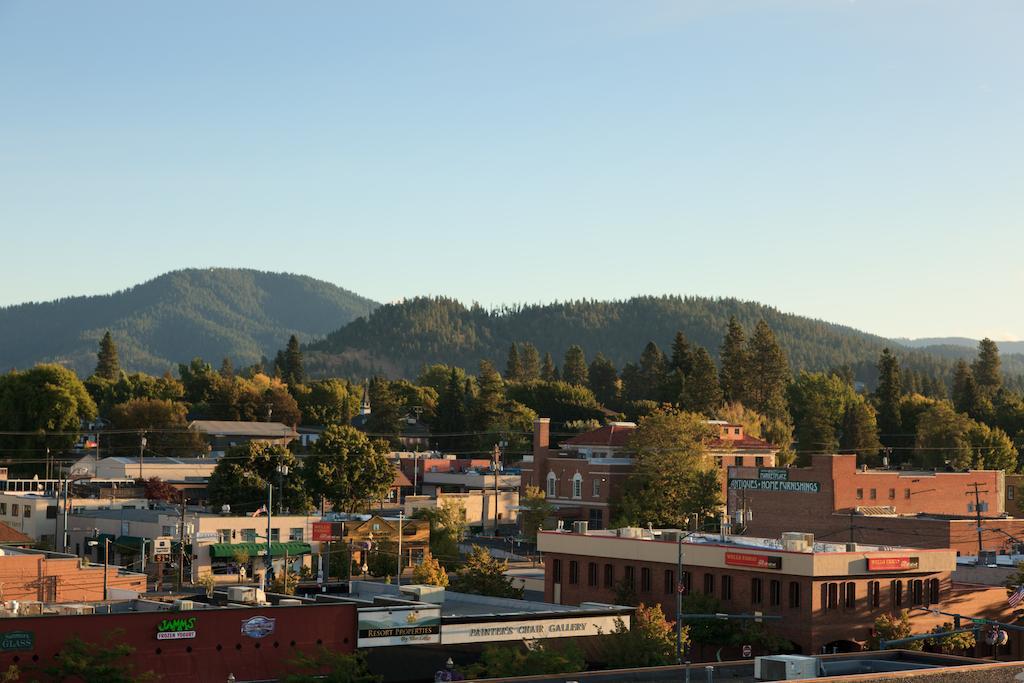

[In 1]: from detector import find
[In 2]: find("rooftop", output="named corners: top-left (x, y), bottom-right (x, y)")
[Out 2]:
top-left (188, 420), bottom-right (298, 438)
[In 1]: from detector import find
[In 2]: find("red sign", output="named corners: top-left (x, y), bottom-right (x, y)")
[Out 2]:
top-left (724, 552), bottom-right (782, 570)
top-left (312, 522), bottom-right (344, 542)
top-left (867, 556), bottom-right (919, 571)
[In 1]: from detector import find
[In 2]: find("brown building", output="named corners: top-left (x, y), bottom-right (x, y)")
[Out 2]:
top-left (537, 527), bottom-right (1013, 657)
top-left (729, 455), bottom-right (1023, 556)
top-left (0, 548), bottom-right (146, 602)
top-left (522, 418), bottom-right (777, 530)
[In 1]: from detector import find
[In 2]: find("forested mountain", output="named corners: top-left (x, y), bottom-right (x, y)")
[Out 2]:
top-left (899, 337), bottom-right (1024, 356)
top-left (0, 269), bottom-right (377, 375)
top-left (306, 295), bottom-right (1015, 390)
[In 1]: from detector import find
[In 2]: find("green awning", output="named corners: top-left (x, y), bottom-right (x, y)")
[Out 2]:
top-left (209, 542), bottom-right (311, 559)
top-left (114, 536), bottom-right (145, 553)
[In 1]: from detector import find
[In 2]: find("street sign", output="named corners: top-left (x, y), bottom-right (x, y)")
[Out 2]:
top-left (742, 644), bottom-right (752, 658)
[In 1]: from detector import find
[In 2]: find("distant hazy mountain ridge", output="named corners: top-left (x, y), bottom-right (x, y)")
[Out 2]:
top-left (0, 269), bottom-right (377, 375)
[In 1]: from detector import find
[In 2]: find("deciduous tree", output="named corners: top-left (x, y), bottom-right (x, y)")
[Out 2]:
top-left (306, 425), bottom-right (395, 512)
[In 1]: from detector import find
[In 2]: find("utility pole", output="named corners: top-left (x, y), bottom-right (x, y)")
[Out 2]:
top-left (138, 431), bottom-right (146, 480)
top-left (396, 510), bottom-right (403, 588)
top-left (675, 530), bottom-right (685, 664)
top-left (266, 483), bottom-right (274, 583)
top-left (176, 491), bottom-right (186, 590)
top-left (969, 482), bottom-right (989, 562)
top-left (492, 443), bottom-right (502, 536)
top-left (62, 475), bottom-right (70, 554)
top-left (849, 509), bottom-right (855, 544)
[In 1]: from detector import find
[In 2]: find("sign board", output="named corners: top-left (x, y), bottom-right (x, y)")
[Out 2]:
top-left (867, 557), bottom-right (919, 572)
top-left (440, 614), bottom-right (628, 645)
top-left (312, 522), bottom-right (344, 542)
top-left (358, 607), bottom-right (441, 647)
top-left (758, 469), bottom-right (790, 481)
top-left (725, 552), bottom-right (783, 570)
top-left (0, 631), bottom-right (33, 652)
top-left (241, 616), bottom-right (275, 639)
top-left (195, 531), bottom-right (220, 542)
top-left (742, 644), bottom-right (752, 658)
top-left (729, 479), bottom-right (820, 493)
top-left (156, 617), bottom-right (196, 640)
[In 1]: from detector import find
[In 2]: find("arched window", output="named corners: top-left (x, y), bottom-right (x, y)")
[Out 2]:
top-left (546, 472), bottom-right (557, 498)
top-left (572, 473), bottom-right (583, 499)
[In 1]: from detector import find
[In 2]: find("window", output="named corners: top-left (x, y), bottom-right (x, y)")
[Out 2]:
top-left (869, 488), bottom-right (877, 500)
top-left (1010, 486), bottom-right (1016, 501)
top-left (788, 581), bottom-right (800, 608)
top-left (547, 472), bottom-right (557, 498)
top-left (755, 456), bottom-right (764, 467)
top-left (162, 525), bottom-right (175, 536)
top-left (929, 578), bottom-right (940, 604)
top-left (242, 528), bottom-right (257, 543)
top-left (217, 529), bottom-right (232, 543)
top-left (0, 503), bottom-right (9, 516)
top-left (722, 575), bottom-right (732, 600)
top-left (704, 573), bottom-right (715, 595)
top-left (46, 505), bottom-right (57, 519)
top-left (604, 564), bottom-right (614, 588)
top-left (372, 523), bottom-right (381, 531)
top-left (569, 561), bottom-right (579, 585)
top-left (892, 580), bottom-right (903, 607)
top-left (553, 559), bottom-right (562, 582)
top-left (289, 527), bottom-right (303, 541)
top-left (624, 566), bottom-right (635, 589)
top-left (826, 582), bottom-right (839, 609)
top-left (587, 562), bottom-right (598, 587)
top-left (888, 488), bottom-right (896, 499)
top-left (856, 489), bottom-right (863, 500)
top-left (770, 580), bottom-right (781, 607)
top-left (868, 581), bottom-right (880, 607)
top-left (845, 582), bottom-right (856, 608)
top-left (664, 569), bottom-right (675, 594)
top-left (735, 456), bottom-right (745, 467)
top-left (270, 528), bottom-right (280, 542)
top-left (593, 479), bottom-right (601, 497)
top-left (911, 579), bottom-right (924, 605)
top-left (641, 567), bottom-right (651, 592)
top-left (751, 578), bottom-right (763, 605)
top-left (682, 571), bottom-right (691, 594)
top-left (904, 488), bottom-right (911, 499)
top-left (572, 474), bottom-right (582, 499)
top-left (22, 505), bottom-right (30, 519)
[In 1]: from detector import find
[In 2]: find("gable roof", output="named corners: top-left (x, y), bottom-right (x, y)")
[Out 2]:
top-left (392, 467), bottom-right (413, 488)
top-left (562, 422), bottom-right (636, 448)
top-left (189, 421), bottom-right (298, 438)
top-left (0, 522), bottom-right (34, 545)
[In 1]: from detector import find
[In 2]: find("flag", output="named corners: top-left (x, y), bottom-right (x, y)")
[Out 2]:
top-left (1008, 585), bottom-right (1024, 608)
top-left (85, 438), bottom-right (98, 448)
top-left (250, 505), bottom-right (267, 518)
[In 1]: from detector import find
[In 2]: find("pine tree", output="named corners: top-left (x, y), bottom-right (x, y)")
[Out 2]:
top-left (839, 400), bottom-right (881, 464)
top-left (282, 335), bottom-right (305, 385)
top-left (636, 342), bottom-right (667, 400)
top-left (588, 353), bottom-right (619, 407)
top-left (719, 317), bottom-right (748, 403)
top-left (972, 338), bottom-right (1002, 395)
top-left (681, 347), bottom-right (723, 417)
top-left (875, 348), bottom-right (902, 447)
top-left (952, 360), bottom-right (979, 415)
top-left (744, 320), bottom-right (789, 417)
top-left (470, 361), bottom-right (505, 444)
top-left (435, 368), bottom-right (468, 451)
top-left (563, 345), bottom-right (588, 386)
top-left (541, 353), bottom-right (558, 382)
top-left (669, 331), bottom-right (693, 375)
top-left (519, 342), bottom-right (541, 381)
top-left (219, 357), bottom-right (235, 379)
top-left (505, 344), bottom-right (523, 381)
top-left (95, 331), bottom-right (120, 381)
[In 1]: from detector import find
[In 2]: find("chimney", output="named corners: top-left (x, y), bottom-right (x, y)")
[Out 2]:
top-left (533, 418), bottom-right (550, 452)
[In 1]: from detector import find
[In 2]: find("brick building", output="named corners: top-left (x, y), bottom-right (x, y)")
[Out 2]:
top-left (537, 526), bottom-right (1013, 656)
top-left (0, 548), bottom-right (146, 602)
top-left (729, 456), bottom-right (1024, 556)
top-left (521, 418), bottom-right (776, 530)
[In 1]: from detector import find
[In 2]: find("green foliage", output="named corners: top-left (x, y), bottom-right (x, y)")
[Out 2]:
top-left (43, 629), bottom-right (157, 682)
top-left (450, 545), bottom-right (523, 598)
top-left (307, 425), bottom-right (395, 513)
top-left (744, 320), bottom-right (790, 418)
top-left (506, 380), bottom-right (605, 425)
top-left (973, 338), bottom-right (1002, 395)
top-left (601, 604), bottom-right (680, 669)
top-left (787, 372), bottom-right (880, 464)
top-left (915, 401), bottom-right (1017, 471)
top-left (0, 268), bottom-right (376, 376)
top-left (0, 364), bottom-right (97, 472)
top-left (411, 554), bottom-right (449, 587)
top-left (519, 485), bottom-right (554, 541)
top-left (283, 647), bottom-right (382, 683)
top-left (875, 348), bottom-right (903, 445)
top-left (540, 352), bottom-right (558, 381)
top-left (417, 499), bottom-right (468, 563)
top-left (682, 593), bottom-right (792, 652)
top-left (276, 335), bottom-right (306, 386)
top-left (464, 640), bottom-right (584, 679)
top-left (208, 442), bottom-right (312, 514)
top-left (927, 622), bottom-right (976, 652)
top-left (716, 401), bottom-right (794, 462)
top-left (681, 347), bottom-right (723, 416)
top-left (107, 398), bottom-right (207, 457)
top-left (95, 331), bottom-right (121, 381)
top-left (867, 610), bottom-right (922, 650)
top-left (562, 345), bottom-right (589, 386)
top-left (616, 409), bottom-right (717, 528)
top-left (366, 541), bottom-right (399, 578)
top-left (295, 378), bottom-right (359, 426)
top-left (505, 344), bottom-right (523, 381)
top-left (588, 353), bottom-right (619, 407)
top-left (719, 316), bottom-right (748, 403)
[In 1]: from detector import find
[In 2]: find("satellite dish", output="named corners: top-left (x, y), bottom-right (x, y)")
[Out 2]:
top-left (222, 504), bottom-right (231, 514)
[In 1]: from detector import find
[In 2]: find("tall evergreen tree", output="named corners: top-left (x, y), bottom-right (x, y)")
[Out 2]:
top-left (281, 335), bottom-right (305, 386)
top-left (519, 342), bottom-right (541, 381)
top-left (635, 342), bottom-right (667, 401)
top-left (562, 345), bottom-right (589, 386)
top-left (219, 357), bottom-right (235, 379)
top-left (839, 400), bottom-right (882, 463)
top-left (588, 353), bottom-right (619, 407)
top-left (681, 347), bottom-right (722, 417)
top-left (669, 331), bottom-right (693, 376)
top-left (435, 368), bottom-right (468, 451)
top-left (95, 331), bottom-right (121, 381)
top-left (719, 317), bottom-right (748, 403)
top-left (366, 377), bottom-right (404, 438)
top-left (505, 344), bottom-right (523, 381)
top-left (744, 320), bottom-right (789, 417)
top-left (540, 353), bottom-right (558, 382)
top-left (972, 338), bottom-right (1002, 395)
top-left (952, 360), bottom-right (981, 416)
top-left (471, 361), bottom-right (505, 441)
top-left (875, 348), bottom-right (902, 446)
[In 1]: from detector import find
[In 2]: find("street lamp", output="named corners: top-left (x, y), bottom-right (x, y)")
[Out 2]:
top-left (87, 537), bottom-right (112, 601)
top-left (276, 464), bottom-right (290, 515)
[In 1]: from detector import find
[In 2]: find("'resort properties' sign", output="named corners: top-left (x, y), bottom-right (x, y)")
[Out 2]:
top-left (725, 552), bottom-right (783, 570)
top-left (867, 556), bottom-right (920, 571)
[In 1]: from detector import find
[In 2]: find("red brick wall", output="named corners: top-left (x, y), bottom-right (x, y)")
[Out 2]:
top-left (0, 555), bottom-right (144, 602)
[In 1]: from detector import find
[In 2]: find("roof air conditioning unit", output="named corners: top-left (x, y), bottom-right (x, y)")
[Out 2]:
top-left (573, 521), bottom-right (589, 534)
top-left (399, 584), bottom-right (445, 604)
top-left (173, 600), bottom-right (194, 611)
top-left (227, 586), bottom-right (258, 604)
top-left (755, 655), bottom-right (821, 680)
top-left (278, 598), bottom-right (302, 606)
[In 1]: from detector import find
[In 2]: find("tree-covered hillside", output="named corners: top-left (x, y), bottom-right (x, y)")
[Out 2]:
top-left (0, 269), bottom-right (377, 375)
top-left (307, 295), bottom-right (1001, 389)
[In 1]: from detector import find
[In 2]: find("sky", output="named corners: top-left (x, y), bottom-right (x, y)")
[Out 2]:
top-left (1, 1), bottom-right (1021, 339)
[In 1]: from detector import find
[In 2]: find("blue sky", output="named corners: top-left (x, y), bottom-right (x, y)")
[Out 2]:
top-left (1, 1), bottom-right (1021, 339)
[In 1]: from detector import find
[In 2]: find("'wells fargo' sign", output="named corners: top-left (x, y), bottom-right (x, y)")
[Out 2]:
top-left (724, 552), bottom-right (782, 570)
top-left (867, 556), bottom-right (919, 571)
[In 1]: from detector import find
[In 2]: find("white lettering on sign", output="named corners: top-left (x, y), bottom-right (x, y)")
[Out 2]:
top-left (441, 615), bottom-right (626, 644)
top-left (729, 479), bottom-right (820, 493)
